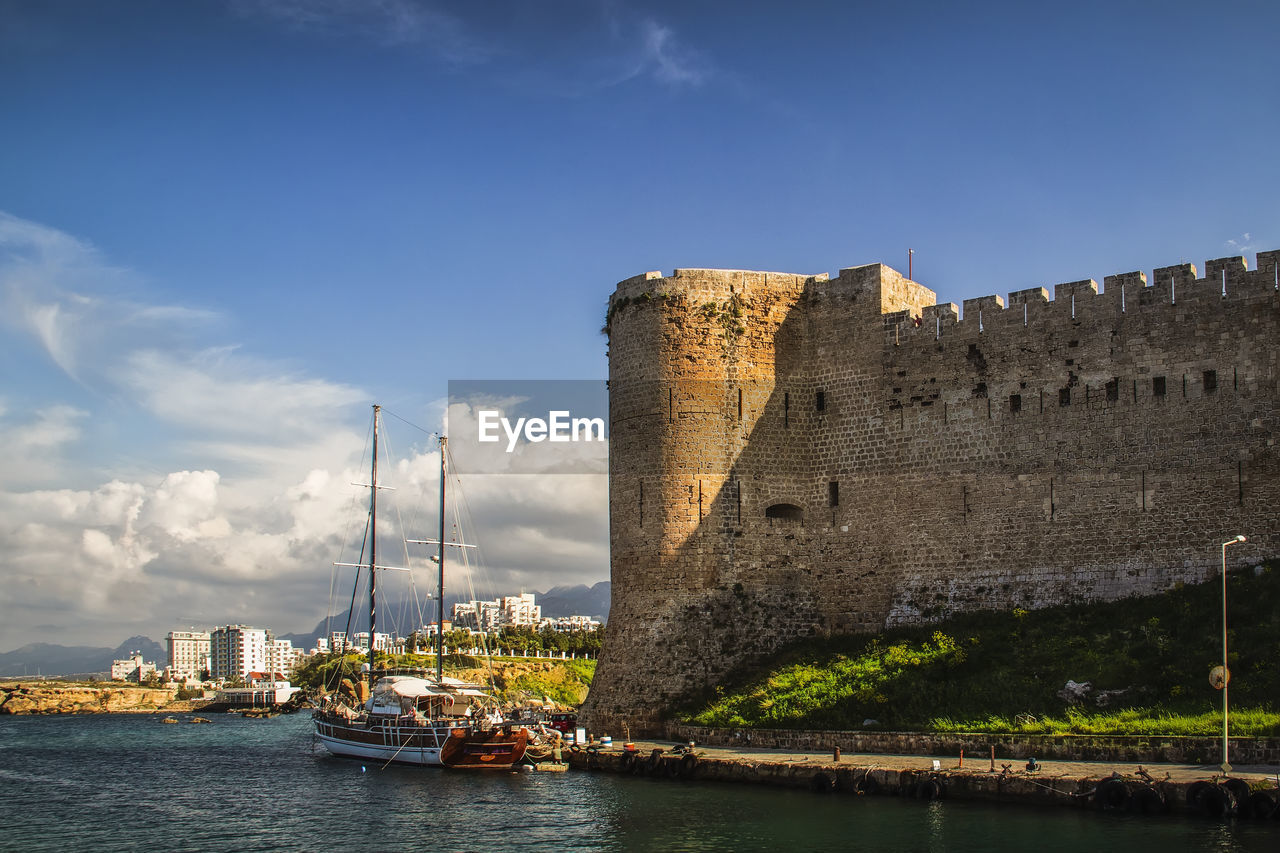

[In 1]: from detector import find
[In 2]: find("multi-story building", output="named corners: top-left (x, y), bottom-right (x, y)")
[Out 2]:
top-left (501, 593), bottom-right (541, 627)
top-left (452, 599), bottom-right (501, 632)
top-left (350, 631), bottom-right (394, 652)
top-left (166, 630), bottom-right (211, 681)
top-left (111, 652), bottom-right (157, 682)
top-left (264, 634), bottom-right (298, 678)
top-left (541, 615), bottom-right (601, 632)
top-left (452, 593), bottom-right (601, 633)
top-left (209, 625), bottom-right (267, 680)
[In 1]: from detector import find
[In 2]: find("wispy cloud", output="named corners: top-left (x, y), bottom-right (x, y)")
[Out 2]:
top-left (231, 0), bottom-right (710, 94)
top-left (1227, 232), bottom-right (1257, 254)
top-left (230, 0), bottom-right (493, 64)
top-left (551, 11), bottom-right (712, 94)
top-left (1, 213), bottom-right (219, 385)
top-left (638, 18), bottom-right (707, 87)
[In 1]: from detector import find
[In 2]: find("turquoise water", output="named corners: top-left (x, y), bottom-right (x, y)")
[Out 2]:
top-left (0, 712), bottom-right (1274, 851)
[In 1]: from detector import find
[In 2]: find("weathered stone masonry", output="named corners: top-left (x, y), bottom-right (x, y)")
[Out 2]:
top-left (580, 251), bottom-right (1280, 736)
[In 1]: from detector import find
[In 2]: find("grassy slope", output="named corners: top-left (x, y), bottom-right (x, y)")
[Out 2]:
top-left (682, 563), bottom-right (1280, 736)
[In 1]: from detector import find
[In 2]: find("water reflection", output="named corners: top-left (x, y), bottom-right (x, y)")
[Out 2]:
top-left (0, 714), bottom-right (1275, 853)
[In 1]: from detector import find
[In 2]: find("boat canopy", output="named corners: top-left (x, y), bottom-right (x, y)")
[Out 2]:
top-left (373, 676), bottom-right (450, 699)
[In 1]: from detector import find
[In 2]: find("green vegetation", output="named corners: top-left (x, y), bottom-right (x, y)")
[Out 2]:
top-left (499, 659), bottom-right (597, 707)
top-left (292, 626), bottom-right (602, 694)
top-left (290, 650), bottom-right (596, 708)
top-left (488, 625), bottom-right (602, 656)
top-left (683, 563), bottom-right (1280, 737)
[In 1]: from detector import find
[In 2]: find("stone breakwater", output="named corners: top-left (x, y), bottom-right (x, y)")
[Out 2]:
top-left (0, 682), bottom-right (178, 714)
top-left (566, 742), bottom-right (1280, 820)
top-left (669, 724), bottom-right (1280, 767)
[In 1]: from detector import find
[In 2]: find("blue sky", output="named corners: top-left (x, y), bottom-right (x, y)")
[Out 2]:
top-left (1, 0), bottom-right (1277, 653)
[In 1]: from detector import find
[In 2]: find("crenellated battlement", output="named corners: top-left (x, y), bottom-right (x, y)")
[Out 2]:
top-left (883, 250), bottom-right (1279, 352)
top-left (612, 251), bottom-right (1279, 346)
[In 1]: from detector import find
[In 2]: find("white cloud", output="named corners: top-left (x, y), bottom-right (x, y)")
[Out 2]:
top-left (0, 405), bottom-right (89, 487)
top-left (119, 347), bottom-right (364, 441)
top-left (0, 211), bottom-right (608, 653)
top-left (0, 404), bottom-right (86, 452)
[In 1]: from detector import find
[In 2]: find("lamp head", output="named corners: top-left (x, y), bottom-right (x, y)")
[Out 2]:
top-left (1234, 535), bottom-right (1247, 543)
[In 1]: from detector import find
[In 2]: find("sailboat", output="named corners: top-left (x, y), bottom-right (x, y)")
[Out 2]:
top-left (311, 405), bottom-right (529, 768)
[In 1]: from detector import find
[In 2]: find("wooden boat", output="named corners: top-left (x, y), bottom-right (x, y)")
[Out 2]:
top-left (311, 406), bottom-right (528, 769)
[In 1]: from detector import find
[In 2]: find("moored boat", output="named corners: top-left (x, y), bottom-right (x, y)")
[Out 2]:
top-left (311, 406), bottom-right (529, 769)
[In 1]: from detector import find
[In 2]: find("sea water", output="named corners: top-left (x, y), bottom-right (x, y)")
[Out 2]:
top-left (0, 713), bottom-right (1273, 852)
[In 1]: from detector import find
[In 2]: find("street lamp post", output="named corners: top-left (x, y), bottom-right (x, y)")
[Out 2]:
top-left (1219, 534), bottom-right (1247, 774)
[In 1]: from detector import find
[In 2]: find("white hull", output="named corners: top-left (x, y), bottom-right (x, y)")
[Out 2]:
top-left (315, 730), bottom-right (444, 766)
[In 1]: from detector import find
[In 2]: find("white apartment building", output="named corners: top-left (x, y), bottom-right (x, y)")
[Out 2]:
top-left (452, 599), bottom-right (501, 632)
top-left (541, 615), bottom-right (601, 631)
top-left (209, 625), bottom-right (267, 680)
top-left (449, 592), bottom-right (607, 633)
top-left (111, 652), bottom-right (157, 682)
top-left (264, 635), bottom-right (298, 678)
top-left (166, 630), bottom-right (211, 681)
top-left (350, 631), bottom-right (394, 652)
top-left (501, 593), bottom-right (541, 627)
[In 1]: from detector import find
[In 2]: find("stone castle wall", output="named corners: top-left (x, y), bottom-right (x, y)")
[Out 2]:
top-left (581, 252), bottom-right (1280, 735)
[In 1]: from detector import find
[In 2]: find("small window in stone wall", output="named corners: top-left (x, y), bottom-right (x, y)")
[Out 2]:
top-left (828, 481), bottom-right (839, 507)
top-left (816, 390), bottom-right (826, 412)
top-left (1009, 393), bottom-right (1022, 413)
top-left (765, 503), bottom-right (804, 521)
top-left (1105, 378), bottom-right (1119, 402)
top-left (1203, 370), bottom-right (1217, 394)
top-left (1059, 387), bottom-right (1071, 407)
top-left (1153, 376), bottom-right (1166, 397)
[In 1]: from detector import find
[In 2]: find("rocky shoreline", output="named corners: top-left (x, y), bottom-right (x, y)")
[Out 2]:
top-left (0, 681), bottom-right (180, 714)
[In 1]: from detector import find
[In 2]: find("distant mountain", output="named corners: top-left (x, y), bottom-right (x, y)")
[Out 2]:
top-left (112, 636), bottom-right (166, 666)
top-left (537, 582), bottom-right (610, 621)
top-left (0, 635), bottom-right (165, 677)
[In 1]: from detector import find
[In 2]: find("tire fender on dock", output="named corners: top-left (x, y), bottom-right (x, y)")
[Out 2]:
top-left (1093, 778), bottom-right (1130, 810)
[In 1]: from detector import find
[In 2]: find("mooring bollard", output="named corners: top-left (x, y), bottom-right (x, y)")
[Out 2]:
top-left (833, 746), bottom-right (841, 761)
top-left (959, 748), bottom-right (964, 768)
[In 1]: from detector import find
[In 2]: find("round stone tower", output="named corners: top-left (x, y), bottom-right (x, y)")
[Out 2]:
top-left (580, 268), bottom-right (820, 735)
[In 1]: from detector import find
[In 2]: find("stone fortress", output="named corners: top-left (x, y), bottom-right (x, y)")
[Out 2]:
top-left (579, 249), bottom-right (1280, 735)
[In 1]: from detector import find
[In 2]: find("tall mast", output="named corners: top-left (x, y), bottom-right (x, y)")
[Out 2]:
top-left (368, 404), bottom-right (379, 689)
top-left (436, 435), bottom-right (447, 682)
